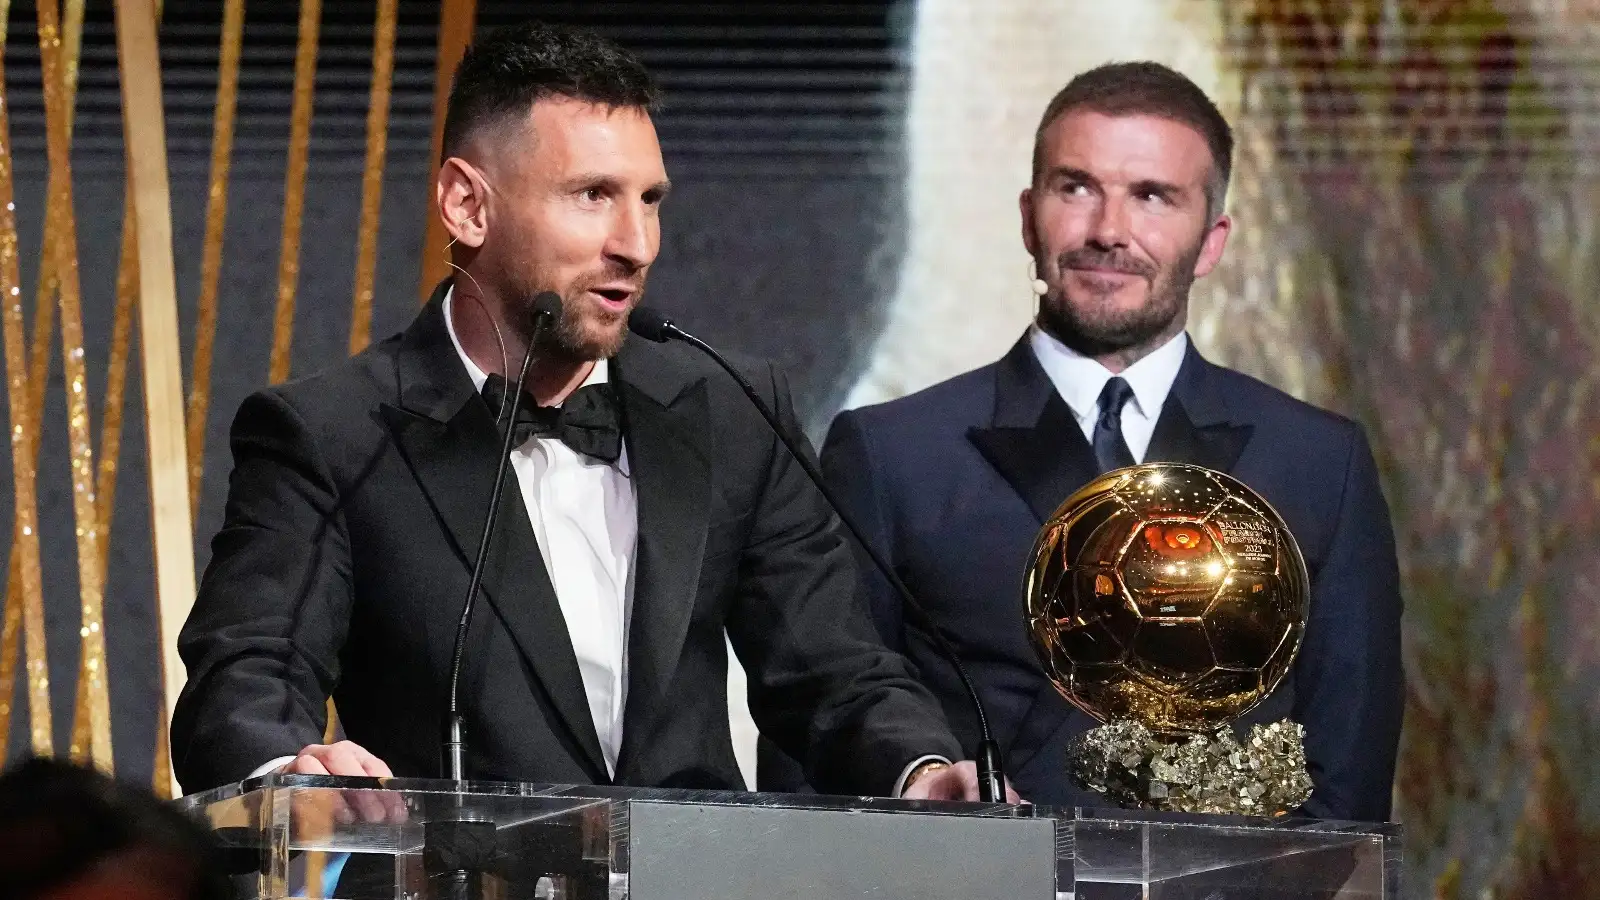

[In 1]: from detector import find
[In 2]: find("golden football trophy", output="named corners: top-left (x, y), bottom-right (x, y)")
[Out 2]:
top-left (1025, 463), bottom-right (1314, 816)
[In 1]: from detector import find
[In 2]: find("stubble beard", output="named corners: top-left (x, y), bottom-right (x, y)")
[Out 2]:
top-left (547, 295), bottom-right (631, 361)
top-left (1036, 236), bottom-right (1203, 368)
top-left (499, 265), bottom-right (641, 363)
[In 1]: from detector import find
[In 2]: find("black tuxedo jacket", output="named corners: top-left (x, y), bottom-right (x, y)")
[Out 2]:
top-left (171, 284), bottom-right (960, 794)
top-left (778, 336), bottom-right (1403, 821)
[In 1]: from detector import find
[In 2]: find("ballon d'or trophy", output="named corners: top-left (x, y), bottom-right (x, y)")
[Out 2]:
top-left (1025, 463), bottom-right (1314, 816)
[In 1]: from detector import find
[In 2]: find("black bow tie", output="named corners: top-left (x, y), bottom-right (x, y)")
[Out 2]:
top-left (480, 373), bottom-right (624, 464)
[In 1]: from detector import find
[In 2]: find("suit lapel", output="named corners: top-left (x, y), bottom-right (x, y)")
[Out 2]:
top-left (1145, 344), bottom-right (1254, 472)
top-left (609, 341), bottom-right (712, 779)
top-left (377, 283), bottom-right (609, 781)
top-left (967, 338), bottom-right (1100, 525)
top-left (964, 338), bottom-right (1093, 762)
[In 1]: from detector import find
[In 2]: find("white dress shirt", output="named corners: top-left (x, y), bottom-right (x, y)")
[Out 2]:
top-left (1027, 326), bottom-right (1188, 463)
top-left (444, 288), bottom-right (637, 778)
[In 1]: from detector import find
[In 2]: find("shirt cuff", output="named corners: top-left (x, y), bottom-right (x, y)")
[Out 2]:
top-left (249, 755), bottom-right (298, 779)
top-left (892, 754), bottom-right (952, 798)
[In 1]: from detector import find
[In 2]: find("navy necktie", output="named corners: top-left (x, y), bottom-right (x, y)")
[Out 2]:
top-left (1092, 377), bottom-right (1137, 475)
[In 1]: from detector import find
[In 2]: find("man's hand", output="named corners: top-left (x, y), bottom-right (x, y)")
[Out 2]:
top-left (279, 741), bottom-right (404, 825)
top-left (282, 740), bottom-right (393, 778)
top-left (901, 760), bottom-right (1023, 804)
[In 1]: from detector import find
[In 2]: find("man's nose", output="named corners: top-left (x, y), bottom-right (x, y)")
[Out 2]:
top-left (1088, 195), bottom-right (1131, 249)
top-left (606, 200), bottom-right (656, 270)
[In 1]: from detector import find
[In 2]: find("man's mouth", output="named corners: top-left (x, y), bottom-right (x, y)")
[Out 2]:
top-left (1068, 266), bottom-right (1144, 280)
top-left (1059, 251), bottom-right (1154, 281)
top-left (586, 286), bottom-right (636, 311)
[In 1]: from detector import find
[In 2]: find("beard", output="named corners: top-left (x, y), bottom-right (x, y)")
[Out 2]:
top-left (555, 268), bottom-right (645, 360)
top-left (1037, 236), bottom-right (1203, 359)
top-left (497, 260), bottom-right (645, 362)
top-left (547, 301), bottom-right (625, 360)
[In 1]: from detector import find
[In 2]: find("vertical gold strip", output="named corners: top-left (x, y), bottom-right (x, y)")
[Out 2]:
top-left (114, 0), bottom-right (197, 792)
top-left (185, 0), bottom-right (243, 517)
top-left (0, 574), bottom-right (17, 746)
top-left (349, 0), bottom-right (397, 355)
top-left (0, 586), bottom-right (18, 748)
top-left (75, 200), bottom-right (137, 765)
top-left (36, 0), bottom-right (110, 771)
top-left (58, 0), bottom-right (119, 771)
top-left (98, 210), bottom-right (136, 551)
top-left (61, 0), bottom-right (83, 98)
top-left (55, 0), bottom-right (103, 769)
top-left (0, 251), bottom-right (54, 755)
top-left (419, 0), bottom-right (477, 302)
top-left (161, 0), bottom-right (241, 799)
top-left (0, 142), bottom-right (61, 742)
top-left (22, 0), bottom-right (85, 500)
top-left (0, 0), bottom-right (51, 757)
top-left (0, 0), bottom-right (29, 754)
top-left (268, 0), bottom-right (320, 385)
top-left (7, 0), bottom-right (86, 763)
top-left (19, 0), bottom-right (84, 413)
top-left (0, 283), bottom-right (51, 746)
top-left (3, 0), bottom-right (74, 742)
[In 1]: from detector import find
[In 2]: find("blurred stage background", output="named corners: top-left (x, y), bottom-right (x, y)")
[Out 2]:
top-left (1, 2), bottom-right (1596, 897)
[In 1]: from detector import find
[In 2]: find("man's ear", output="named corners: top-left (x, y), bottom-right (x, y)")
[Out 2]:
top-left (1019, 187), bottom-right (1039, 258)
top-left (1191, 214), bottom-right (1232, 279)
top-left (437, 157), bottom-right (490, 248)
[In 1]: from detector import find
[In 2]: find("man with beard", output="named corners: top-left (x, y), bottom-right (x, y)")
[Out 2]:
top-left (172, 21), bottom-right (993, 804)
top-left (768, 62), bottom-right (1404, 820)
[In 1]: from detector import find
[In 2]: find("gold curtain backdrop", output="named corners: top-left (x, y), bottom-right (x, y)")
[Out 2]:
top-left (0, 3), bottom-right (1596, 898)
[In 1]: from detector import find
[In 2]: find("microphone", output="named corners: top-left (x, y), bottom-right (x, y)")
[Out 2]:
top-left (627, 307), bottom-right (1008, 803)
top-left (443, 291), bottom-right (563, 782)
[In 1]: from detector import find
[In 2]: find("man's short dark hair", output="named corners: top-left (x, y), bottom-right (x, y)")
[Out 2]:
top-left (0, 757), bottom-right (228, 899)
top-left (442, 21), bottom-right (661, 161)
top-left (1032, 62), bottom-right (1233, 218)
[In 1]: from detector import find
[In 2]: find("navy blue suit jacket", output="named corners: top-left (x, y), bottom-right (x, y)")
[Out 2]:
top-left (798, 336), bottom-right (1404, 821)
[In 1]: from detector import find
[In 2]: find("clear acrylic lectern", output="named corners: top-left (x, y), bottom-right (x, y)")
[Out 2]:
top-left (178, 775), bottom-right (1400, 899)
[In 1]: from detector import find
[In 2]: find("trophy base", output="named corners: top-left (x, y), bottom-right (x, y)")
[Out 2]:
top-left (1067, 719), bottom-right (1313, 817)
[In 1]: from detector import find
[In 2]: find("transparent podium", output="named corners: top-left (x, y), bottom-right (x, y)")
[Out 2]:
top-left (179, 775), bottom-right (1400, 900)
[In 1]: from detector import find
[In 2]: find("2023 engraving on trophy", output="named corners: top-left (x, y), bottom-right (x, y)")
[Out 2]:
top-left (1024, 463), bottom-right (1315, 815)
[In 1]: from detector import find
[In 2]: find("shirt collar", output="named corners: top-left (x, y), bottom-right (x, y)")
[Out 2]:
top-left (442, 285), bottom-right (608, 397)
top-left (1028, 325), bottom-right (1188, 422)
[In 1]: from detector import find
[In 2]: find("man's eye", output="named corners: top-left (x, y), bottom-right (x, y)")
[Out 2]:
top-left (581, 187), bottom-right (605, 202)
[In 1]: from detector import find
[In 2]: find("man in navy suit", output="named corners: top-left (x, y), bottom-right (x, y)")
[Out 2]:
top-left (766, 62), bottom-right (1403, 821)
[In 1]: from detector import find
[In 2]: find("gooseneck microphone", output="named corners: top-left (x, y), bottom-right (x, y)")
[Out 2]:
top-left (627, 307), bottom-right (1008, 803)
top-left (443, 291), bottom-right (563, 783)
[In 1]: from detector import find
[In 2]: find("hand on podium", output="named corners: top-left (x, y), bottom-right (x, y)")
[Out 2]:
top-left (276, 740), bottom-right (406, 825)
top-left (901, 760), bottom-right (1023, 803)
top-left (283, 740), bottom-right (393, 778)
